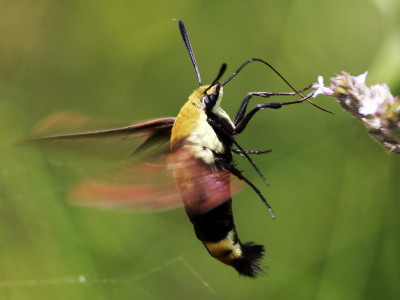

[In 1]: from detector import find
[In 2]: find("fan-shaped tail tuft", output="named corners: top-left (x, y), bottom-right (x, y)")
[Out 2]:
top-left (231, 242), bottom-right (265, 278)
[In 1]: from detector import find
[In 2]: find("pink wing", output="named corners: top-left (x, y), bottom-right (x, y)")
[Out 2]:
top-left (69, 161), bottom-right (183, 212)
top-left (168, 147), bottom-right (243, 214)
top-left (69, 149), bottom-right (243, 213)
top-left (28, 113), bottom-right (243, 213)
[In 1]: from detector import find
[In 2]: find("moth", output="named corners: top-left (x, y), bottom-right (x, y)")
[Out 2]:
top-left (31, 20), bottom-right (320, 277)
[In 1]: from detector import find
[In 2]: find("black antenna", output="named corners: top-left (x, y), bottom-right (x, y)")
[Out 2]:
top-left (177, 20), bottom-right (202, 86)
top-left (222, 58), bottom-right (331, 114)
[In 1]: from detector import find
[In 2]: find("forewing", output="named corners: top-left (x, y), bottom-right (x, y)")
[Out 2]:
top-left (26, 112), bottom-right (176, 160)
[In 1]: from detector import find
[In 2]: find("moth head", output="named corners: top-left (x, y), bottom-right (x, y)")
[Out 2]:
top-left (201, 83), bottom-right (223, 111)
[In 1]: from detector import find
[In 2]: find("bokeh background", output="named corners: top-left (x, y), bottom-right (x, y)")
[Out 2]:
top-left (1, 0), bottom-right (399, 299)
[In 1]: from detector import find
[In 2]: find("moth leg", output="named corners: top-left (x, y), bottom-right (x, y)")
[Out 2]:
top-left (232, 148), bottom-right (272, 155)
top-left (215, 157), bottom-right (275, 219)
top-left (233, 85), bottom-right (313, 126)
top-left (235, 90), bottom-right (315, 134)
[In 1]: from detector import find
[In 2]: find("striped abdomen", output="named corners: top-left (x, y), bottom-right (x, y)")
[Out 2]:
top-left (187, 199), bottom-right (265, 277)
top-left (170, 150), bottom-right (265, 277)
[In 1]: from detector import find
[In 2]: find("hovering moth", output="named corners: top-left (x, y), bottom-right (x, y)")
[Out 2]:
top-left (31, 20), bottom-right (320, 277)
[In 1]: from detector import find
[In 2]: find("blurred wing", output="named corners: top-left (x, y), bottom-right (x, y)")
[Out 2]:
top-left (25, 112), bottom-right (176, 160)
top-left (69, 148), bottom-right (243, 213)
top-left (169, 147), bottom-right (243, 214)
top-left (24, 112), bottom-right (242, 212)
top-left (69, 158), bottom-right (183, 212)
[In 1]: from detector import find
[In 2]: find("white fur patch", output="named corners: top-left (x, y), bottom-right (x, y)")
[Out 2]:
top-left (185, 111), bottom-right (228, 164)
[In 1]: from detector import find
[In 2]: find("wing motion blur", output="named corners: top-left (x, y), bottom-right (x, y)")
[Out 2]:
top-left (27, 113), bottom-right (242, 212)
top-left (27, 112), bottom-right (176, 159)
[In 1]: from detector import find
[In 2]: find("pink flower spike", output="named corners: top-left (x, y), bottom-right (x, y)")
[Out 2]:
top-left (322, 71), bottom-right (400, 154)
top-left (312, 76), bottom-right (334, 98)
top-left (355, 71), bottom-right (368, 85)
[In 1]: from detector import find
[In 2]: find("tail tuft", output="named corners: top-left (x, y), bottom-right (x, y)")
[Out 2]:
top-left (231, 242), bottom-right (265, 278)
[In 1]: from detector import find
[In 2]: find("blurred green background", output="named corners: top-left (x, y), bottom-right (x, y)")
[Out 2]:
top-left (1, 0), bottom-right (399, 299)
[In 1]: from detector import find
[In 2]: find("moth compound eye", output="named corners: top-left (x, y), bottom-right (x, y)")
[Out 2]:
top-left (202, 93), bottom-right (218, 109)
top-left (202, 95), bottom-right (211, 107)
